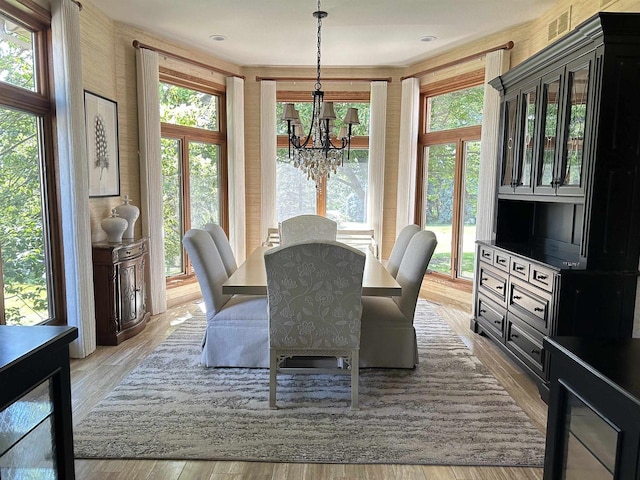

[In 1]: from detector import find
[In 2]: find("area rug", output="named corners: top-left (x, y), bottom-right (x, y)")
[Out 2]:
top-left (73, 301), bottom-right (546, 466)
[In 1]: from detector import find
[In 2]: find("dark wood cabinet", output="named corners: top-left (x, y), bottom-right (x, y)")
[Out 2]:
top-left (543, 337), bottom-right (640, 480)
top-left (472, 13), bottom-right (640, 396)
top-left (92, 237), bottom-right (149, 346)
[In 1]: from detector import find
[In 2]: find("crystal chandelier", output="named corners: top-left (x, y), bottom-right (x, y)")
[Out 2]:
top-left (281, 0), bottom-right (360, 188)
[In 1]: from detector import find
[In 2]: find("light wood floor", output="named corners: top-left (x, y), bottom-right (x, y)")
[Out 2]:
top-left (71, 276), bottom-right (547, 479)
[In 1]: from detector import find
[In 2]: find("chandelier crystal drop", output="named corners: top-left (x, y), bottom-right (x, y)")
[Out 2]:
top-left (281, 0), bottom-right (359, 188)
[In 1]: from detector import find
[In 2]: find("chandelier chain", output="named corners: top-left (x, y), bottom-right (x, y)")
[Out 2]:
top-left (315, 0), bottom-right (322, 91)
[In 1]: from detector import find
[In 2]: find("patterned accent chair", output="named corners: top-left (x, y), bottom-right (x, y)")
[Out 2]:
top-left (386, 224), bottom-right (421, 278)
top-left (183, 229), bottom-right (269, 368)
top-left (279, 215), bottom-right (338, 246)
top-left (360, 230), bottom-right (438, 368)
top-left (204, 223), bottom-right (237, 277)
top-left (264, 241), bottom-right (366, 410)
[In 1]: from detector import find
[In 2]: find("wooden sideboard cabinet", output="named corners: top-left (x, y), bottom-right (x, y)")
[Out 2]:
top-left (472, 13), bottom-right (640, 397)
top-left (92, 237), bottom-right (150, 346)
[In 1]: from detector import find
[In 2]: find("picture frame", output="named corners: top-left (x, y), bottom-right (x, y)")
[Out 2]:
top-left (84, 90), bottom-right (120, 197)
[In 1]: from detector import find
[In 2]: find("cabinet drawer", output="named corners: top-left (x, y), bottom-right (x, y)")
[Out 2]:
top-left (508, 278), bottom-right (551, 334)
top-left (506, 315), bottom-right (545, 378)
top-left (478, 263), bottom-right (508, 305)
top-left (479, 245), bottom-right (494, 265)
top-left (494, 251), bottom-right (510, 272)
top-left (510, 257), bottom-right (530, 279)
top-left (529, 264), bottom-right (554, 292)
top-left (476, 294), bottom-right (506, 340)
top-left (117, 241), bottom-right (147, 262)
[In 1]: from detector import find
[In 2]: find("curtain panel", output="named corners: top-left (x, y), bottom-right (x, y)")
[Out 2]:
top-left (226, 76), bottom-right (247, 263)
top-left (476, 49), bottom-right (510, 242)
top-left (136, 48), bottom-right (167, 315)
top-left (395, 77), bottom-right (420, 238)
top-left (51, 0), bottom-right (96, 358)
top-left (260, 80), bottom-right (277, 242)
top-left (368, 81), bottom-right (387, 257)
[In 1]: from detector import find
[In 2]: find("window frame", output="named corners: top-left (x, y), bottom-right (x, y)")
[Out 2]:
top-left (0, 2), bottom-right (66, 326)
top-left (276, 90), bottom-right (370, 217)
top-left (416, 71), bottom-right (484, 284)
top-left (159, 71), bottom-right (228, 283)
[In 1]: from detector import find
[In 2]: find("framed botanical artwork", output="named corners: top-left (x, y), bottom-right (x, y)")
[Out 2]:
top-left (84, 91), bottom-right (120, 197)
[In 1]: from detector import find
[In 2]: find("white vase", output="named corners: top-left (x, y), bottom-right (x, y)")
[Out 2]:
top-left (114, 195), bottom-right (140, 239)
top-left (101, 209), bottom-right (128, 243)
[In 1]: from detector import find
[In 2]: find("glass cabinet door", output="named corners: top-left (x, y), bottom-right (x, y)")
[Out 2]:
top-left (536, 71), bottom-right (562, 194)
top-left (515, 85), bottom-right (537, 193)
top-left (558, 59), bottom-right (591, 194)
top-left (499, 94), bottom-right (519, 193)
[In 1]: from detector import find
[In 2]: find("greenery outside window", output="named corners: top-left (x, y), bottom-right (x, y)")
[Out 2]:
top-left (276, 98), bottom-right (370, 227)
top-left (159, 78), bottom-right (227, 280)
top-left (0, 9), bottom-right (64, 326)
top-left (418, 80), bottom-right (484, 282)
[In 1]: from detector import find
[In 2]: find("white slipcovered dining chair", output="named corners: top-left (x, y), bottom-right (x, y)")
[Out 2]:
top-left (264, 241), bottom-right (366, 409)
top-left (359, 230), bottom-right (438, 368)
top-left (204, 223), bottom-right (237, 277)
top-left (183, 228), bottom-right (269, 368)
top-left (386, 224), bottom-right (421, 278)
top-left (279, 215), bottom-right (337, 245)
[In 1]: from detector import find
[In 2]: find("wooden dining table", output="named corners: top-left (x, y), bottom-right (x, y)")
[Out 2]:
top-left (223, 245), bottom-right (401, 296)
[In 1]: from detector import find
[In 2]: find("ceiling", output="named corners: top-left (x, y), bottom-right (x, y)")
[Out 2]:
top-left (89, 0), bottom-right (555, 68)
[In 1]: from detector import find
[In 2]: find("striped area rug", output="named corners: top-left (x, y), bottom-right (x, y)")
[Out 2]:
top-left (73, 301), bottom-right (546, 466)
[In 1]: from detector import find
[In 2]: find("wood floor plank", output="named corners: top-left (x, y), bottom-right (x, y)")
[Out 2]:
top-left (70, 279), bottom-right (547, 480)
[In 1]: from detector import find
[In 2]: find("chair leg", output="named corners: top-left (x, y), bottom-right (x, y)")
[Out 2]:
top-left (350, 350), bottom-right (359, 410)
top-left (269, 349), bottom-right (278, 410)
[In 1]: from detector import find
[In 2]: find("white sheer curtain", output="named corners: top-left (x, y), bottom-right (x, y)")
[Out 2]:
top-left (226, 76), bottom-right (247, 263)
top-left (476, 50), bottom-right (511, 241)
top-left (396, 77), bottom-right (420, 238)
top-left (260, 80), bottom-right (277, 242)
top-left (51, 0), bottom-right (96, 358)
top-left (367, 81), bottom-right (387, 256)
top-left (136, 48), bottom-right (167, 315)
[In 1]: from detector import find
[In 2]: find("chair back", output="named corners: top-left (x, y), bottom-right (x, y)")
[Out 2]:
top-left (183, 229), bottom-right (231, 319)
top-left (204, 223), bottom-right (237, 277)
top-left (264, 241), bottom-right (365, 350)
top-left (394, 230), bottom-right (438, 320)
top-left (280, 215), bottom-right (337, 246)
top-left (387, 224), bottom-right (421, 278)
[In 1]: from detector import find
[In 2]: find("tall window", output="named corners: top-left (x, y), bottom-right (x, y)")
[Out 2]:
top-left (0, 10), bottom-right (64, 326)
top-left (418, 81), bottom-right (484, 281)
top-left (276, 97), bottom-right (370, 228)
top-left (159, 77), bottom-right (227, 279)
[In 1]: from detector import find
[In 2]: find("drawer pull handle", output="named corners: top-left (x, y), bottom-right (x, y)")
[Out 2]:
top-left (481, 277), bottom-right (488, 282)
top-left (531, 349), bottom-right (540, 355)
top-left (482, 252), bottom-right (491, 257)
top-left (497, 258), bottom-right (506, 264)
top-left (534, 307), bottom-right (544, 312)
top-left (511, 333), bottom-right (519, 339)
top-left (515, 266), bottom-right (524, 271)
top-left (493, 320), bottom-right (501, 325)
top-left (537, 274), bottom-right (547, 280)
top-left (496, 285), bottom-right (504, 290)
top-left (479, 309), bottom-right (486, 313)
top-left (513, 295), bottom-right (522, 300)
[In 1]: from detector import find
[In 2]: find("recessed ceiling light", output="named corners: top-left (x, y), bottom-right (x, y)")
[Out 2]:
top-left (419, 35), bottom-right (437, 42)
top-left (209, 34), bottom-right (227, 41)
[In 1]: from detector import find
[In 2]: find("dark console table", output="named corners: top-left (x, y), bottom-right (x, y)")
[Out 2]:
top-left (543, 336), bottom-right (640, 479)
top-left (0, 325), bottom-right (78, 479)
